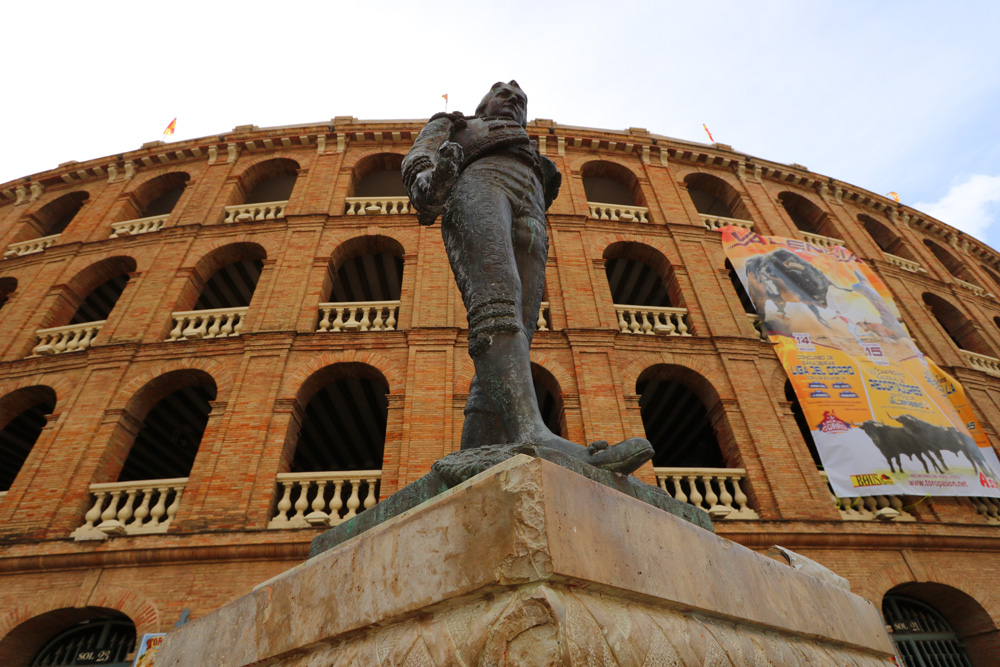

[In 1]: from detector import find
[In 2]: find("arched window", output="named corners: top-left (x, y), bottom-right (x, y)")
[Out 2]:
top-left (192, 245), bottom-right (265, 310)
top-left (637, 366), bottom-right (726, 468)
top-left (0, 608), bottom-right (136, 667)
top-left (785, 380), bottom-right (822, 468)
top-left (882, 583), bottom-right (996, 666)
top-left (34, 257), bottom-right (137, 355)
top-left (118, 372), bottom-right (217, 482)
top-left (858, 214), bottom-right (915, 260)
top-left (923, 293), bottom-right (995, 356)
top-left (980, 264), bottom-right (1000, 293)
top-left (319, 237), bottom-right (404, 332)
top-left (350, 153), bottom-right (406, 198)
top-left (924, 239), bottom-right (978, 285)
top-left (14, 191), bottom-right (89, 243)
top-left (227, 158), bottom-right (299, 217)
top-left (121, 172), bottom-right (189, 221)
top-left (684, 173), bottom-right (750, 221)
top-left (532, 363), bottom-right (566, 438)
top-left (0, 386), bottom-right (56, 493)
top-left (581, 161), bottom-right (645, 207)
top-left (603, 242), bottom-right (676, 307)
top-left (778, 192), bottom-right (838, 240)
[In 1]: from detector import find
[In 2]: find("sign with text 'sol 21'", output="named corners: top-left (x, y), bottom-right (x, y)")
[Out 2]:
top-left (721, 227), bottom-right (1000, 499)
top-left (132, 633), bottom-right (166, 667)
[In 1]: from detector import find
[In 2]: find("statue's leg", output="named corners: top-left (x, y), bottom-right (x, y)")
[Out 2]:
top-left (461, 373), bottom-right (508, 448)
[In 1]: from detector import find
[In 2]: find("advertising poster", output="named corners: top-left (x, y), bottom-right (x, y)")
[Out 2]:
top-left (131, 633), bottom-right (166, 667)
top-left (721, 226), bottom-right (1000, 499)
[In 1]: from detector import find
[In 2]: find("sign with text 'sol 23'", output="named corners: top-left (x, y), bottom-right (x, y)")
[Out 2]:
top-left (721, 227), bottom-right (1000, 499)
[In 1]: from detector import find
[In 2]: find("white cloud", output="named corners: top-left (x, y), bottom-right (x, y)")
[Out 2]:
top-left (913, 174), bottom-right (1000, 239)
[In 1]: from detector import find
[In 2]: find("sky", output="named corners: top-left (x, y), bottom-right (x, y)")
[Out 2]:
top-left (3, 1), bottom-right (999, 249)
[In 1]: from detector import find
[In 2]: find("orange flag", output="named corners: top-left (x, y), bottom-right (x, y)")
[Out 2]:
top-left (163, 118), bottom-right (177, 136)
top-left (702, 123), bottom-right (714, 143)
top-left (887, 191), bottom-right (900, 203)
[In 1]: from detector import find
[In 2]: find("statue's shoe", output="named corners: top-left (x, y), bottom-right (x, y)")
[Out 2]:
top-left (584, 437), bottom-right (654, 475)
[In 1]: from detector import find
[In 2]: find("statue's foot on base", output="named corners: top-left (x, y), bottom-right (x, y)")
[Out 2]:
top-left (528, 434), bottom-right (653, 476)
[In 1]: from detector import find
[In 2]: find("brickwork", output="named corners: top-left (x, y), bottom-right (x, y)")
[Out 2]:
top-left (1, 120), bottom-right (999, 663)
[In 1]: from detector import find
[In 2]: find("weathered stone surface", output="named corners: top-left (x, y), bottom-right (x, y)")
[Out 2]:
top-left (156, 456), bottom-right (896, 666)
top-left (309, 445), bottom-right (711, 558)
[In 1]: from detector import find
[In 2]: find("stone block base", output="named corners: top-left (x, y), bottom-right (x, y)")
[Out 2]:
top-left (156, 455), bottom-right (896, 666)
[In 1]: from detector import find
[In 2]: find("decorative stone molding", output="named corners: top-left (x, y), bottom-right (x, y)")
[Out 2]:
top-left (653, 466), bottom-right (758, 520)
top-left (268, 470), bottom-right (381, 529)
top-left (615, 304), bottom-right (691, 336)
top-left (316, 301), bottom-right (399, 332)
top-left (588, 201), bottom-right (649, 223)
top-left (72, 478), bottom-right (188, 541)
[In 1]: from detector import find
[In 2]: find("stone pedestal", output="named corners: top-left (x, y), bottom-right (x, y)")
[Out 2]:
top-left (156, 455), bottom-right (896, 666)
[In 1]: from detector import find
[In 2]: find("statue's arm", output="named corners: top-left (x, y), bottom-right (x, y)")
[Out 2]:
top-left (402, 117), bottom-right (464, 226)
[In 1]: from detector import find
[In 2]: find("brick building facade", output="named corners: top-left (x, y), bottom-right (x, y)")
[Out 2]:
top-left (0, 117), bottom-right (998, 665)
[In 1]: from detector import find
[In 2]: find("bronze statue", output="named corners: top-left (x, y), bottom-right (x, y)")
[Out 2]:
top-left (403, 81), bottom-right (653, 475)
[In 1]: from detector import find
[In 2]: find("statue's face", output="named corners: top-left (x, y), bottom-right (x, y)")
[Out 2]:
top-left (478, 83), bottom-right (527, 126)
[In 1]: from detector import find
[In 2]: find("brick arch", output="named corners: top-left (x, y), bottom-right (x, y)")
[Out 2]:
top-left (343, 149), bottom-right (408, 198)
top-left (187, 237), bottom-right (277, 275)
top-left (682, 169), bottom-right (751, 220)
top-left (14, 190), bottom-right (90, 243)
top-left (588, 231), bottom-right (681, 267)
top-left (316, 227), bottom-right (410, 261)
top-left (113, 170), bottom-right (192, 222)
top-left (567, 152), bottom-right (644, 176)
top-left (226, 156), bottom-right (304, 208)
top-left (857, 562), bottom-right (1000, 626)
top-left (573, 158), bottom-right (648, 208)
top-left (622, 353), bottom-right (735, 404)
top-left (280, 350), bottom-right (404, 400)
top-left (0, 584), bottom-right (159, 663)
top-left (0, 373), bottom-right (77, 417)
top-left (231, 154), bottom-right (307, 181)
top-left (111, 358), bottom-right (234, 411)
top-left (528, 351), bottom-right (577, 395)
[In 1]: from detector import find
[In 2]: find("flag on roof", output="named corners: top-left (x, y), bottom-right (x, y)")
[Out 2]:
top-left (887, 191), bottom-right (900, 203)
top-left (702, 123), bottom-right (714, 143)
top-left (163, 118), bottom-right (177, 136)
top-left (442, 94), bottom-right (448, 102)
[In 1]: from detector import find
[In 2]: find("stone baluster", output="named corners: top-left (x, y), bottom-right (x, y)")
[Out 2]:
top-left (168, 316), bottom-right (186, 341)
top-left (363, 478), bottom-right (378, 510)
top-left (330, 479), bottom-right (345, 523)
top-left (117, 489), bottom-right (138, 528)
top-left (731, 477), bottom-right (750, 512)
top-left (79, 492), bottom-right (107, 534)
top-left (344, 307), bottom-right (360, 331)
top-left (344, 480), bottom-right (362, 519)
top-left (148, 487), bottom-right (169, 528)
top-left (670, 476), bottom-right (687, 504)
top-left (716, 476), bottom-right (734, 509)
top-left (164, 487), bottom-right (182, 528)
top-left (617, 309), bottom-right (629, 333)
top-left (274, 482), bottom-right (294, 524)
top-left (133, 488), bottom-right (153, 529)
top-left (306, 480), bottom-right (330, 526)
top-left (182, 315), bottom-right (206, 339)
top-left (207, 314), bottom-right (222, 338)
top-left (292, 481), bottom-right (309, 522)
top-left (385, 305), bottom-right (397, 330)
top-left (703, 475), bottom-right (719, 508)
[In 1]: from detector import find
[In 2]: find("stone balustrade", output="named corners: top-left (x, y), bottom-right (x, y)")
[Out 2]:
top-left (167, 307), bottom-right (248, 341)
top-left (223, 200), bottom-right (288, 223)
top-left (109, 214), bottom-right (168, 238)
top-left (653, 467), bottom-right (758, 520)
top-left (956, 278), bottom-right (993, 298)
top-left (700, 214), bottom-right (754, 231)
top-left (970, 496), bottom-right (1000, 523)
top-left (746, 313), bottom-right (767, 341)
top-left (269, 470), bottom-right (381, 529)
top-left (883, 253), bottom-right (925, 273)
top-left (4, 234), bottom-right (60, 259)
top-left (801, 231), bottom-right (845, 248)
top-left (71, 478), bottom-right (187, 540)
top-left (820, 472), bottom-right (914, 521)
top-left (963, 350), bottom-right (1000, 378)
top-left (317, 301), bottom-right (399, 332)
top-left (588, 202), bottom-right (649, 223)
top-left (33, 320), bottom-right (105, 355)
top-left (344, 196), bottom-right (413, 216)
top-left (537, 302), bottom-right (550, 331)
top-left (615, 304), bottom-right (691, 336)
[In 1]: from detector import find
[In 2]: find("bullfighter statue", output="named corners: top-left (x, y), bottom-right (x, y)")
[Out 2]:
top-left (402, 81), bottom-right (653, 475)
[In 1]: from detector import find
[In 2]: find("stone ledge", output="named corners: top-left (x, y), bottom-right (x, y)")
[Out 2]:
top-left (156, 455), bottom-right (895, 666)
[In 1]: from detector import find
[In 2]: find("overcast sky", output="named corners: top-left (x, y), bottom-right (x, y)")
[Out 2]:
top-left (3, 1), bottom-right (999, 249)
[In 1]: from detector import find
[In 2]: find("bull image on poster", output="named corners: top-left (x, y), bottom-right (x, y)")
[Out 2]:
top-left (721, 227), bottom-right (1000, 500)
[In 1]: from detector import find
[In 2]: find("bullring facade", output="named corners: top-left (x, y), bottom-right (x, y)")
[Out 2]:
top-left (0, 116), bottom-right (998, 665)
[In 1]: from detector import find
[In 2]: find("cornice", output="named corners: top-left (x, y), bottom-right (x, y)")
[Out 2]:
top-left (719, 525), bottom-right (1000, 552)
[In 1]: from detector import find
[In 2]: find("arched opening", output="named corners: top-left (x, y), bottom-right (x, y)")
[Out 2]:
top-left (859, 214), bottom-right (915, 260)
top-left (192, 245), bottom-right (266, 310)
top-left (581, 161), bottom-right (645, 207)
top-left (532, 363), bottom-right (566, 438)
top-left (637, 366), bottom-right (726, 468)
top-left (785, 380), bottom-right (822, 468)
top-left (0, 386), bottom-right (56, 493)
top-left (884, 582), bottom-right (997, 666)
top-left (319, 237), bottom-right (405, 332)
top-left (778, 191), bottom-right (837, 239)
top-left (233, 158), bottom-right (299, 206)
top-left (684, 173), bottom-right (750, 220)
top-left (603, 242), bottom-right (677, 307)
top-left (349, 153), bottom-right (406, 197)
top-left (290, 364), bottom-right (389, 473)
top-left (922, 293), bottom-right (995, 356)
top-left (0, 608), bottom-right (136, 667)
top-left (924, 239), bottom-right (978, 284)
top-left (121, 172), bottom-right (190, 221)
top-left (15, 191), bottom-right (89, 243)
top-left (725, 259), bottom-right (756, 315)
top-left (0, 276), bottom-right (17, 312)
top-left (117, 371), bottom-right (218, 482)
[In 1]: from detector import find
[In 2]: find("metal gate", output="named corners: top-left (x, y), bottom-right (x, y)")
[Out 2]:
top-left (884, 594), bottom-right (973, 667)
top-left (30, 618), bottom-right (135, 667)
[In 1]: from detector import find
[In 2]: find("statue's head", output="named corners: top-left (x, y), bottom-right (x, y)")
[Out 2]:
top-left (475, 80), bottom-right (527, 127)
